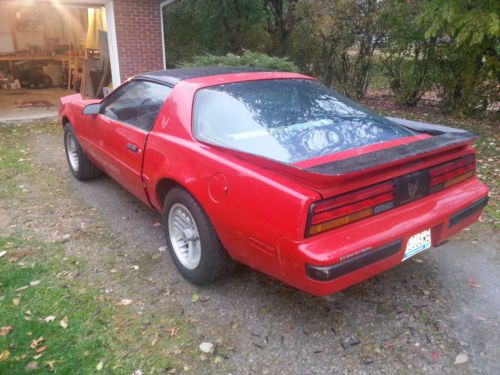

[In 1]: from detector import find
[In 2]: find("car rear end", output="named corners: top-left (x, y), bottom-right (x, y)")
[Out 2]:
top-left (278, 149), bottom-right (488, 296)
top-left (190, 75), bottom-right (489, 296)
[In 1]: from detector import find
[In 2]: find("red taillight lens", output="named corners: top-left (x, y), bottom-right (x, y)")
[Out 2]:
top-left (307, 181), bottom-right (395, 236)
top-left (429, 154), bottom-right (476, 193)
top-left (306, 154), bottom-right (476, 236)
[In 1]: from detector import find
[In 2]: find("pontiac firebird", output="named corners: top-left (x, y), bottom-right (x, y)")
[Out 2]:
top-left (59, 68), bottom-right (489, 296)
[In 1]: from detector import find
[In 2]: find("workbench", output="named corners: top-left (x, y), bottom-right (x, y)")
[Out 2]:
top-left (0, 54), bottom-right (70, 75)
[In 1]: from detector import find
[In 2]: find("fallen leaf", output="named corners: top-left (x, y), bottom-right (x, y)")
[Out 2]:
top-left (15, 285), bottom-right (29, 292)
top-left (191, 293), bottom-right (200, 303)
top-left (158, 246), bottom-right (167, 252)
top-left (467, 277), bottom-right (481, 289)
top-left (96, 360), bottom-right (104, 371)
top-left (116, 299), bottom-right (133, 306)
top-left (44, 316), bottom-right (56, 323)
top-left (36, 346), bottom-right (48, 354)
top-left (110, 268), bottom-right (119, 273)
top-left (151, 335), bottom-right (158, 347)
top-left (454, 353), bottom-right (468, 365)
top-left (26, 361), bottom-right (38, 370)
top-left (213, 356), bottom-right (222, 364)
top-left (59, 316), bottom-right (69, 329)
top-left (44, 360), bottom-right (57, 370)
top-left (0, 350), bottom-right (9, 363)
top-left (0, 251), bottom-right (6, 258)
top-left (31, 337), bottom-right (45, 349)
top-left (431, 351), bottom-right (441, 361)
top-left (168, 327), bottom-right (179, 337)
top-left (0, 326), bottom-right (13, 336)
top-left (13, 297), bottom-right (21, 306)
top-left (30, 280), bottom-right (40, 287)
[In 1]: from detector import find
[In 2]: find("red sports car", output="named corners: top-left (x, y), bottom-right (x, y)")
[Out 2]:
top-left (59, 68), bottom-right (489, 296)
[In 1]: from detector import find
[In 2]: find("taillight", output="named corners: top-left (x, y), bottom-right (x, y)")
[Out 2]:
top-left (307, 181), bottom-right (395, 236)
top-left (429, 154), bottom-right (476, 193)
top-left (306, 154), bottom-right (476, 236)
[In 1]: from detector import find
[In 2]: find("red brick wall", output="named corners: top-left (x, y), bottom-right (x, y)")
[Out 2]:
top-left (113, 0), bottom-right (163, 81)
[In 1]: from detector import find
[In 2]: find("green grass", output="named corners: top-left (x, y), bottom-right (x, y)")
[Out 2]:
top-left (0, 237), bottom-right (125, 374)
top-left (0, 126), bottom-right (31, 199)
top-left (0, 236), bottom-right (191, 374)
top-left (0, 122), bottom-right (198, 373)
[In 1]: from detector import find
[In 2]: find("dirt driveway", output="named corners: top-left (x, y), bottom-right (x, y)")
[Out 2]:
top-left (3, 121), bottom-right (500, 374)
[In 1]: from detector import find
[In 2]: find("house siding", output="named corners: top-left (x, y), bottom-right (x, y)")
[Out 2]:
top-left (113, 0), bottom-right (163, 81)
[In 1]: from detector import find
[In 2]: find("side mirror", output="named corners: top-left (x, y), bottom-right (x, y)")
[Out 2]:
top-left (82, 103), bottom-right (101, 115)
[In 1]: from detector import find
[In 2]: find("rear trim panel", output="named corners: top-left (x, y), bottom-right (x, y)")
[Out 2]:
top-left (306, 240), bottom-right (402, 281)
top-left (449, 197), bottom-right (489, 227)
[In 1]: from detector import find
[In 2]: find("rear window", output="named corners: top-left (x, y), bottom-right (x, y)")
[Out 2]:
top-left (193, 79), bottom-right (416, 163)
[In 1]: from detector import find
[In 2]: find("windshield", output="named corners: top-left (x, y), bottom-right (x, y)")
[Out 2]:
top-left (193, 79), bottom-right (416, 163)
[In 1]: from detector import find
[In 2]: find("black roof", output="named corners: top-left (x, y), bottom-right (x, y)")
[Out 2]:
top-left (135, 67), bottom-right (271, 86)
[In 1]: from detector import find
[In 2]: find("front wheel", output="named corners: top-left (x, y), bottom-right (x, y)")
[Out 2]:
top-left (64, 123), bottom-right (102, 181)
top-left (163, 187), bottom-right (234, 285)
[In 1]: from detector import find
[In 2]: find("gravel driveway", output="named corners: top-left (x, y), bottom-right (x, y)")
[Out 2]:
top-left (32, 129), bottom-right (500, 375)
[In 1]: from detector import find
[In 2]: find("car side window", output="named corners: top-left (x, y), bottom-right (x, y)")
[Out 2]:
top-left (100, 80), bottom-right (172, 131)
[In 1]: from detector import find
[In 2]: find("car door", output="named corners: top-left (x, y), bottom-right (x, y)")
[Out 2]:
top-left (85, 80), bottom-right (172, 204)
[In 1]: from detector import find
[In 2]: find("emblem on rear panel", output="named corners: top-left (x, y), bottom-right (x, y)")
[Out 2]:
top-left (407, 180), bottom-right (419, 199)
top-left (395, 170), bottom-right (430, 206)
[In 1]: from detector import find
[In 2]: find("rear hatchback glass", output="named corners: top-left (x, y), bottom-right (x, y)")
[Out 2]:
top-left (193, 79), bottom-right (416, 163)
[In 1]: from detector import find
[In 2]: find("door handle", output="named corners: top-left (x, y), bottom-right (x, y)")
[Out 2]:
top-left (127, 143), bottom-right (139, 153)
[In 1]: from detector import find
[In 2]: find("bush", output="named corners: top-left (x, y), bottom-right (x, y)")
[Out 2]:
top-left (417, 0), bottom-right (500, 115)
top-left (289, 0), bottom-right (384, 99)
top-left (380, 0), bottom-right (436, 107)
top-left (179, 50), bottom-right (300, 72)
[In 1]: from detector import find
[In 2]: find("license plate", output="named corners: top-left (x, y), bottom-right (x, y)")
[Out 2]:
top-left (403, 229), bottom-right (431, 261)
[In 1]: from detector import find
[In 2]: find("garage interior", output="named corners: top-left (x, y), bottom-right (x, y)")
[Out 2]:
top-left (0, 1), bottom-right (112, 121)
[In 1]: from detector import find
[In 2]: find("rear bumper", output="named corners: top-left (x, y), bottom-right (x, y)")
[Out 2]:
top-left (277, 179), bottom-right (489, 296)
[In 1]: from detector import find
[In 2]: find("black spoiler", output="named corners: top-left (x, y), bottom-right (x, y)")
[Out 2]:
top-left (309, 118), bottom-right (478, 175)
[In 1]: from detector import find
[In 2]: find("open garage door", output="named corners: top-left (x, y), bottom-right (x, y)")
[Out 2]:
top-left (0, 0), bottom-right (120, 121)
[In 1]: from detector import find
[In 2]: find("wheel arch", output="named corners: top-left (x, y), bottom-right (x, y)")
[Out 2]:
top-left (61, 115), bottom-right (70, 127)
top-left (154, 176), bottom-right (235, 252)
top-left (155, 177), bottom-right (183, 210)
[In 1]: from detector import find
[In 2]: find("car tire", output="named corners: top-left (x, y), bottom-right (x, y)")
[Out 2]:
top-left (41, 74), bottom-right (52, 89)
top-left (163, 187), bottom-right (234, 285)
top-left (64, 123), bottom-right (102, 181)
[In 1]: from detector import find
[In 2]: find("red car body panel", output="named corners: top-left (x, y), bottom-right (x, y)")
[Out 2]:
top-left (83, 115), bottom-right (150, 204)
top-left (59, 71), bottom-right (489, 296)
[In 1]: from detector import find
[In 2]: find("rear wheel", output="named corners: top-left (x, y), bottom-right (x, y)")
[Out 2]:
top-left (163, 187), bottom-right (234, 284)
top-left (64, 123), bottom-right (102, 181)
